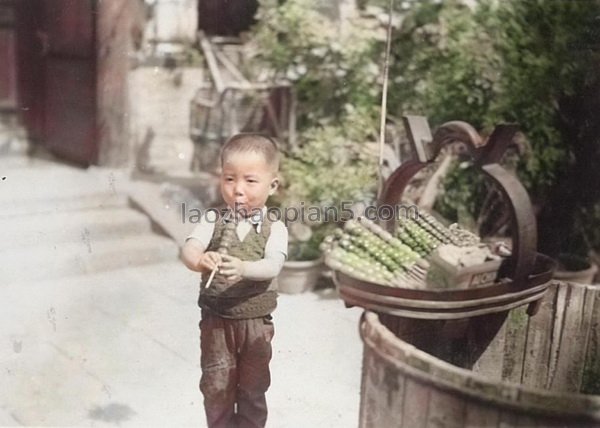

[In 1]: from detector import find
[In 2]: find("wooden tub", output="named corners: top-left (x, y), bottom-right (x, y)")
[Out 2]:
top-left (358, 281), bottom-right (600, 427)
top-left (335, 252), bottom-right (556, 368)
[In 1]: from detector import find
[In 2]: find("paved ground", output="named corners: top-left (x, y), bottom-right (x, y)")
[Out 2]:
top-left (0, 120), bottom-right (364, 427)
top-left (0, 262), bottom-right (363, 427)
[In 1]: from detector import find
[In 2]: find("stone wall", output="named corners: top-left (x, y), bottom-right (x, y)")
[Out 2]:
top-left (129, 66), bottom-right (202, 175)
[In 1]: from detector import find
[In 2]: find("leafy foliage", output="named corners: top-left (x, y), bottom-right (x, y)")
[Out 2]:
top-left (286, 223), bottom-right (332, 261)
top-left (387, 0), bottom-right (600, 256)
top-left (251, 0), bottom-right (381, 128)
top-left (250, 0), bottom-right (600, 259)
top-left (251, 0), bottom-right (382, 259)
top-left (433, 160), bottom-right (488, 227)
top-left (389, 0), bottom-right (501, 129)
top-left (489, 0), bottom-right (599, 196)
top-left (271, 117), bottom-right (379, 260)
top-left (279, 124), bottom-right (377, 209)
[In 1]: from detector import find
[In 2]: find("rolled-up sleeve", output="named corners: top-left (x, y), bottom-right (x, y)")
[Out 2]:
top-left (185, 216), bottom-right (216, 251)
top-left (241, 220), bottom-right (288, 281)
top-left (265, 220), bottom-right (288, 260)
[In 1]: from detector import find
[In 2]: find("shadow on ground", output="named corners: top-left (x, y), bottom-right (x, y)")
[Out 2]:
top-left (88, 403), bottom-right (136, 424)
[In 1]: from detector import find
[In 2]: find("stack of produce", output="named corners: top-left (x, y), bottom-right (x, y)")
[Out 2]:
top-left (323, 214), bottom-right (493, 290)
top-left (397, 211), bottom-right (479, 252)
top-left (322, 217), bottom-right (430, 288)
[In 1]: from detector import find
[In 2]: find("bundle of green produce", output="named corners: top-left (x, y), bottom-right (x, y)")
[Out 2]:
top-left (396, 212), bottom-right (480, 254)
top-left (322, 217), bottom-right (429, 289)
top-left (447, 223), bottom-right (480, 247)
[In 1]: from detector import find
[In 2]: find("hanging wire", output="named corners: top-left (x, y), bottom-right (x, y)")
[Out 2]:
top-left (377, 0), bottom-right (395, 199)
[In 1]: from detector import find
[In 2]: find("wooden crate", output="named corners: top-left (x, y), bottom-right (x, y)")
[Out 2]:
top-left (426, 252), bottom-right (502, 290)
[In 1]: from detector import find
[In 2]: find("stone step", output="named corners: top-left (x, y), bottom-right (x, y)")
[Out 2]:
top-left (0, 155), bottom-right (29, 170)
top-left (1, 162), bottom-right (128, 199)
top-left (1, 164), bottom-right (131, 217)
top-left (1, 235), bottom-right (179, 285)
top-left (2, 192), bottom-right (129, 218)
top-left (0, 154), bottom-right (56, 171)
top-left (0, 207), bottom-right (154, 251)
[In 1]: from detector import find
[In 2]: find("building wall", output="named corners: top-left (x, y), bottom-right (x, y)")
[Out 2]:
top-left (129, 66), bottom-right (201, 174)
top-left (97, 0), bottom-right (145, 166)
top-left (7, 0), bottom-right (201, 168)
top-left (147, 0), bottom-right (198, 44)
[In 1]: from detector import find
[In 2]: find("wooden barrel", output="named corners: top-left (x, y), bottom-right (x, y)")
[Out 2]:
top-left (335, 252), bottom-right (555, 367)
top-left (475, 280), bottom-right (600, 394)
top-left (336, 253), bottom-right (554, 320)
top-left (359, 310), bottom-right (600, 428)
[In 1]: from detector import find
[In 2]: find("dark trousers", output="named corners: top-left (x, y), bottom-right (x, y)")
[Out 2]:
top-left (199, 311), bottom-right (274, 428)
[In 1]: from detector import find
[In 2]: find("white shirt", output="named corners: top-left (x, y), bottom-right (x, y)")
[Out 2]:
top-left (186, 207), bottom-right (288, 281)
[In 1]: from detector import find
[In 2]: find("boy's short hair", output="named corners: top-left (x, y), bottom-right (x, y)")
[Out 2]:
top-left (221, 133), bottom-right (280, 172)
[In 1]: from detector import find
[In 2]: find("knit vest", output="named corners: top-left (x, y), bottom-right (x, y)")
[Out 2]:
top-left (198, 217), bottom-right (278, 319)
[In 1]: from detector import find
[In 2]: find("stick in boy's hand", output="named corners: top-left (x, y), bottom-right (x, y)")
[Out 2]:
top-left (205, 221), bottom-right (237, 288)
top-left (204, 264), bottom-right (219, 288)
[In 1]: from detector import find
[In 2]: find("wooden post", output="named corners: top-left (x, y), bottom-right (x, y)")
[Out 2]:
top-left (96, 0), bottom-right (144, 166)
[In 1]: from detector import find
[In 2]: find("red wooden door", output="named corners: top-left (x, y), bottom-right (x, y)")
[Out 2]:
top-left (15, 0), bottom-right (44, 141)
top-left (0, 0), bottom-right (18, 110)
top-left (41, 0), bottom-right (97, 165)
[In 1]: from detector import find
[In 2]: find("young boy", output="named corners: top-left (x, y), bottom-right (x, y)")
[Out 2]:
top-left (181, 133), bottom-right (288, 428)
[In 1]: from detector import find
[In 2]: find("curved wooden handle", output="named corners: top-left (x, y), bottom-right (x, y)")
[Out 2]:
top-left (378, 120), bottom-right (536, 286)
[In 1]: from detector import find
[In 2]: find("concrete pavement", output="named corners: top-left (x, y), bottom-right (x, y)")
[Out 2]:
top-left (0, 262), bottom-right (363, 427)
top-left (0, 153), bottom-right (364, 427)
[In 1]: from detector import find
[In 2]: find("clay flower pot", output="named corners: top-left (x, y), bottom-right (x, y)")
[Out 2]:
top-left (553, 254), bottom-right (598, 285)
top-left (276, 257), bottom-right (325, 294)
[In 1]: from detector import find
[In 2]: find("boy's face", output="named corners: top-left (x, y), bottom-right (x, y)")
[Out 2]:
top-left (220, 151), bottom-right (278, 217)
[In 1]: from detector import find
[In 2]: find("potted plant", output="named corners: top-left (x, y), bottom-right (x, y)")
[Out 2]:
top-left (585, 205), bottom-right (600, 283)
top-left (547, 207), bottom-right (600, 284)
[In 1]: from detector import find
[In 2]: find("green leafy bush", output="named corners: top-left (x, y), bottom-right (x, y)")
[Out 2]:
top-left (279, 125), bottom-right (377, 209)
top-left (272, 120), bottom-right (378, 260)
top-left (251, 0), bottom-right (382, 259)
top-left (251, 0), bottom-right (381, 128)
top-left (251, 0), bottom-right (600, 260)
top-left (386, 0), bottom-right (600, 258)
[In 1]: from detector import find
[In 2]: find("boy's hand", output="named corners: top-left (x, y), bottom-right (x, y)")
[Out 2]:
top-left (198, 251), bottom-right (222, 273)
top-left (219, 254), bottom-right (244, 283)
